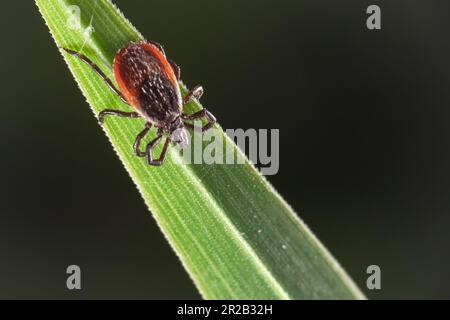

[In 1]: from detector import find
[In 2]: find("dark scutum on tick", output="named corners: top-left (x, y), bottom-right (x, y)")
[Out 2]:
top-left (62, 40), bottom-right (216, 166)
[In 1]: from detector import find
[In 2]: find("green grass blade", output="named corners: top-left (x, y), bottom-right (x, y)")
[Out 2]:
top-left (35, 0), bottom-right (365, 299)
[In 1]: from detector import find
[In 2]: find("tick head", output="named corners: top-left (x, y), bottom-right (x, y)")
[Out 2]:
top-left (169, 117), bottom-right (189, 149)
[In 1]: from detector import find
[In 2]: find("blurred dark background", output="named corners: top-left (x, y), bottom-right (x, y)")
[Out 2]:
top-left (0, 0), bottom-right (449, 299)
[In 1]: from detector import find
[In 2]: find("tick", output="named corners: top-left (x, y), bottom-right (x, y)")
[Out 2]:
top-left (62, 40), bottom-right (216, 166)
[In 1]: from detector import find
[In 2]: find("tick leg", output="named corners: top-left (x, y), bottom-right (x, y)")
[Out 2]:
top-left (98, 109), bottom-right (141, 124)
top-left (182, 108), bottom-right (216, 132)
top-left (183, 85), bottom-right (204, 104)
top-left (148, 40), bottom-right (166, 56)
top-left (146, 135), bottom-right (172, 166)
top-left (134, 123), bottom-right (152, 157)
top-left (169, 60), bottom-right (181, 80)
top-left (61, 47), bottom-right (129, 105)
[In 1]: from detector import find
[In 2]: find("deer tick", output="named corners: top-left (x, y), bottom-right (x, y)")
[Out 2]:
top-left (62, 40), bottom-right (216, 166)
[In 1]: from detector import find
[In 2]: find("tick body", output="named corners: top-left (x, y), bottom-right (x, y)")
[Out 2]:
top-left (62, 41), bottom-right (216, 166)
